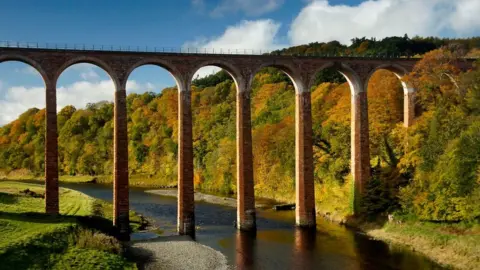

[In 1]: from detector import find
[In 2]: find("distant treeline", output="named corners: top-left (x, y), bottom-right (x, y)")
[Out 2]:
top-left (270, 35), bottom-right (480, 57)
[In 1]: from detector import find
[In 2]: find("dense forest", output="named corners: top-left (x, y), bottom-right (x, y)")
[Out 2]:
top-left (1, 35), bottom-right (479, 222)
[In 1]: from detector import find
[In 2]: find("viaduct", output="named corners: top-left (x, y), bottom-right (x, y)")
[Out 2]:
top-left (0, 45), bottom-right (474, 239)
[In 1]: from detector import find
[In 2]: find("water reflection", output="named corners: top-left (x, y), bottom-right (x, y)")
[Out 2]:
top-left (235, 231), bottom-right (256, 270)
top-left (292, 228), bottom-right (316, 270)
top-left (58, 183), bottom-right (445, 270)
top-left (352, 232), bottom-right (443, 270)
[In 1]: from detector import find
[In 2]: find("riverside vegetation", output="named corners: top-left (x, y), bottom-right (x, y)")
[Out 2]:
top-left (0, 35), bottom-right (480, 269)
top-left (0, 181), bottom-right (144, 269)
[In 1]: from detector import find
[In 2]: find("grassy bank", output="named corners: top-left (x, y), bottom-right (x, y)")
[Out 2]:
top-left (355, 219), bottom-right (480, 270)
top-left (0, 181), bottom-right (143, 269)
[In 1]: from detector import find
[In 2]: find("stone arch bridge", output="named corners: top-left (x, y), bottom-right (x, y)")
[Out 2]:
top-left (0, 46), bottom-right (473, 239)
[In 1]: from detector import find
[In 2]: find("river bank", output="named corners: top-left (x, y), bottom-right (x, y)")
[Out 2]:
top-left (0, 181), bottom-right (138, 269)
top-left (0, 181), bottom-right (231, 270)
top-left (3, 176), bottom-right (478, 269)
top-left (362, 221), bottom-right (480, 270)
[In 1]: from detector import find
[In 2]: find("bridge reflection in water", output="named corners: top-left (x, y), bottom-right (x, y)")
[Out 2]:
top-left (292, 228), bottom-right (316, 270)
top-left (235, 231), bottom-right (256, 270)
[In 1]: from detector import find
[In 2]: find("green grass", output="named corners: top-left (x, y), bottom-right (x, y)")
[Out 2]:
top-left (0, 181), bottom-right (139, 269)
top-left (367, 221), bottom-right (480, 270)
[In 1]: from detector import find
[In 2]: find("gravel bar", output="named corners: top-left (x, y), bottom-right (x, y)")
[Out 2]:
top-left (129, 235), bottom-right (230, 270)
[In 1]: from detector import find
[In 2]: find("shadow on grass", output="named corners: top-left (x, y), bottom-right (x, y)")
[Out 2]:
top-left (0, 211), bottom-right (76, 224)
top-left (0, 193), bottom-right (19, 205)
top-left (0, 211), bottom-right (126, 237)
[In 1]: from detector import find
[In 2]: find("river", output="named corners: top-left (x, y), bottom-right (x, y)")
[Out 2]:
top-left (61, 183), bottom-right (444, 270)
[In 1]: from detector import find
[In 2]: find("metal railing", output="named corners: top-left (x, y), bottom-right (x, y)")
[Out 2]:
top-left (1, 40), bottom-right (477, 59)
top-left (0, 41), bottom-right (277, 55)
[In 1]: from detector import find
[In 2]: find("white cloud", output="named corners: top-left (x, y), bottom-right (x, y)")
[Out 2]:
top-left (211, 0), bottom-right (284, 17)
top-left (192, 66), bottom-right (223, 81)
top-left (185, 19), bottom-right (284, 51)
top-left (289, 0), bottom-right (480, 45)
top-left (0, 85), bottom-right (45, 124)
top-left (0, 79), bottom-right (156, 125)
top-left (449, 0), bottom-right (480, 34)
top-left (14, 66), bottom-right (38, 76)
top-left (184, 19), bottom-right (286, 77)
top-left (69, 63), bottom-right (101, 81)
top-left (191, 0), bottom-right (204, 7)
top-left (80, 70), bottom-right (100, 81)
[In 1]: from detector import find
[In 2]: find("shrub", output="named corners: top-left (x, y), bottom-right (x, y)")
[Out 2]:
top-left (71, 228), bottom-right (122, 255)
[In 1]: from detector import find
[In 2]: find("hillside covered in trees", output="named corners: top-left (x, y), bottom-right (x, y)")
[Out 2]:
top-left (1, 35), bottom-right (480, 224)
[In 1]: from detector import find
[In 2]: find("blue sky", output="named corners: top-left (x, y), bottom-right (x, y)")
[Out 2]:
top-left (0, 0), bottom-right (479, 124)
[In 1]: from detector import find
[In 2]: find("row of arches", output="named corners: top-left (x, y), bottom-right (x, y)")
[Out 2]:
top-left (0, 55), bottom-right (416, 239)
top-left (0, 54), bottom-right (414, 93)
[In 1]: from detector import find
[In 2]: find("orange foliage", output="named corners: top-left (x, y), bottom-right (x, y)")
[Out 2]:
top-left (367, 70), bottom-right (404, 132)
top-left (251, 82), bottom-right (286, 117)
top-left (323, 84), bottom-right (351, 125)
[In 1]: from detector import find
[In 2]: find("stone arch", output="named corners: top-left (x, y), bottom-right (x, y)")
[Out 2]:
top-left (0, 54), bottom-right (49, 87)
top-left (365, 63), bottom-right (414, 94)
top-left (251, 61), bottom-right (306, 94)
top-left (190, 59), bottom-right (244, 92)
top-left (309, 62), bottom-right (364, 95)
top-left (365, 63), bottom-right (416, 127)
top-left (54, 56), bottom-right (120, 90)
top-left (124, 58), bottom-right (184, 91)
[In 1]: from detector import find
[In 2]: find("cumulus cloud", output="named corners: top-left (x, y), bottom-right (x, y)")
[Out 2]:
top-left (211, 0), bottom-right (284, 17)
top-left (0, 79), bottom-right (155, 125)
top-left (14, 66), bottom-right (38, 76)
top-left (184, 19), bottom-right (286, 77)
top-left (449, 0), bottom-right (480, 34)
top-left (69, 63), bottom-right (102, 81)
top-left (289, 0), bottom-right (480, 45)
top-left (191, 0), bottom-right (206, 13)
top-left (191, 0), bottom-right (204, 7)
top-left (79, 70), bottom-right (100, 80)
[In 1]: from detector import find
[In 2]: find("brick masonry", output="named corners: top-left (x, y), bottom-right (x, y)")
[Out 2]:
top-left (45, 87), bottom-right (59, 214)
top-left (404, 92), bottom-right (415, 127)
top-left (295, 92), bottom-right (316, 227)
top-left (351, 91), bottom-right (371, 214)
top-left (236, 91), bottom-right (256, 231)
top-left (114, 89), bottom-right (130, 240)
top-left (178, 90), bottom-right (195, 236)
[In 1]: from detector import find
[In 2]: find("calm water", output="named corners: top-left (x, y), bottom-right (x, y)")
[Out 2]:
top-left (61, 183), bottom-right (444, 270)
